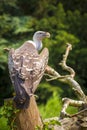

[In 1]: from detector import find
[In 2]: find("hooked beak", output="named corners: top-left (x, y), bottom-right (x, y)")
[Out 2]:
top-left (45, 32), bottom-right (50, 38)
top-left (42, 32), bottom-right (50, 38)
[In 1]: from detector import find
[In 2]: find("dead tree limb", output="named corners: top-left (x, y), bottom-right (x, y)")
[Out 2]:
top-left (45, 43), bottom-right (87, 118)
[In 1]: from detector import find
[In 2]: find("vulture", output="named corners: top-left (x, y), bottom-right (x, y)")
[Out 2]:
top-left (8, 31), bottom-right (50, 109)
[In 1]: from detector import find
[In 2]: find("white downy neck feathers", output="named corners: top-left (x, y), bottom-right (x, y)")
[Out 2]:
top-left (27, 31), bottom-right (50, 51)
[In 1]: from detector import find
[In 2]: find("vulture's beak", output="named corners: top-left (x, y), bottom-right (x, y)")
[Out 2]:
top-left (45, 32), bottom-right (50, 38)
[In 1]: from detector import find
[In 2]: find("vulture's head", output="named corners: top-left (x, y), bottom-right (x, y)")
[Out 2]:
top-left (33, 31), bottom-right (50, 50)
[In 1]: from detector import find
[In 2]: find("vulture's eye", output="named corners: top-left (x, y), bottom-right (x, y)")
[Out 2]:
top-left (39, 32), bottom-right (42, 34)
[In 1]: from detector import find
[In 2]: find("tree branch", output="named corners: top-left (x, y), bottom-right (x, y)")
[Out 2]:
top-left (45, 43), bottom-right (87, 118)
top-left (59, 43), bottom-right (75, 78)
top-left (45, 43), bottom-right (86, 101)
top-left (60, 98), bottom-right (85, 118)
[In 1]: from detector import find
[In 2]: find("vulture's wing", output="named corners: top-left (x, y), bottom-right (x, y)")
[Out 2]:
top-left (8, 42), bottom-right (49, 108)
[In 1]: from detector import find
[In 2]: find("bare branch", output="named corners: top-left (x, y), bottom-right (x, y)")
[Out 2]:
top-left (45, 43), bottom-right (86, 102)
top-left (45, 65), bottom-right (66, 82)
top-left (4, 48), bottom-right (10, 51)
top-left (44, 117), bottom-right (59, 123)
top-left (59, 43), bottom-right (75, 78)
top-left (45, 66), bottom-right (86, 101)
top-left (71, 107), bottom-right (87, 117)
top-left (45, 65), bottom-right (61, 77)
top-left (66, 78), bottom-right (87, 102)
top-left (60, 98), bottom-right (85, 118)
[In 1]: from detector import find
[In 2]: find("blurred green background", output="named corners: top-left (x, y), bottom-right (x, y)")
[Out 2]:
top-left (0, 0), bottom-right (87, 129)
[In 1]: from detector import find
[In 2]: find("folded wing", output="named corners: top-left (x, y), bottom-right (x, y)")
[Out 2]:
top-left (8, 42), bottom-right (49, 108)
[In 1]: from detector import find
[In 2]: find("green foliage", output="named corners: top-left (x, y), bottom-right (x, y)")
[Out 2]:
top-left (66, 106), bottom-right (78, 115)
top-left (42, 120), bottom-right (61, 130)
top-left (0, 100), bottom-right (20, 130)
top-left (39, 92), bottom-right (62, 119)
top-left (39, 91), bottom-right (78, 119)
top-left (36, 82), bottom-right (63, 104)
top-left (0, 117), bottom-right (10, 130)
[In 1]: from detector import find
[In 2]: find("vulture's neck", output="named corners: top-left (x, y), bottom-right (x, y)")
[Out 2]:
top-left (28, 36), bottom-right (42, 50)
top-left (33, 38), bottom-right (42, 50)
top-left (28, 39), bottom-right (42, 50)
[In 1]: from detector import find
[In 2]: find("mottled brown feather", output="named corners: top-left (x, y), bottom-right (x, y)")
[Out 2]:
top-left (8, 41), bottom-right (49, 108)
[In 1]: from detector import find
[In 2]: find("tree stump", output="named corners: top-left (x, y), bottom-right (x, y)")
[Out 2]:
top-left (15, 96), bottom-right (43, 130)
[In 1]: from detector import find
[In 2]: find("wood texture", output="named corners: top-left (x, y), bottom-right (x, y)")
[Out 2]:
top-left (15, 96), bottom-right (43, 130)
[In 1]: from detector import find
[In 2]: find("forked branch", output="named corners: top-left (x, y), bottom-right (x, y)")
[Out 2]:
top-left (45, 43), bottom-right (87, 118)
top-left (45, 43), bottom-right (86, 101)
top-left (59, 43), bottom-right (75, 78)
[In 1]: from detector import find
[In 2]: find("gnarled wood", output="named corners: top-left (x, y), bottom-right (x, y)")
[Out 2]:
top-left (15, 96), bottom-right (43, 130)
top-left (45, 43), bottom-right (87, 119)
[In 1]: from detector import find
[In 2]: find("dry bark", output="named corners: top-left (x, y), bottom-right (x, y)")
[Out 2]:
top-left (14, 96), bottom-right (43, 130)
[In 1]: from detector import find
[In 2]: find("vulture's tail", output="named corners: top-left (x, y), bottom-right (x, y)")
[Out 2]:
top-left (14, 91), bottom-right (30, 109)
top-left (13, 74), bottom-right (30, 109)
